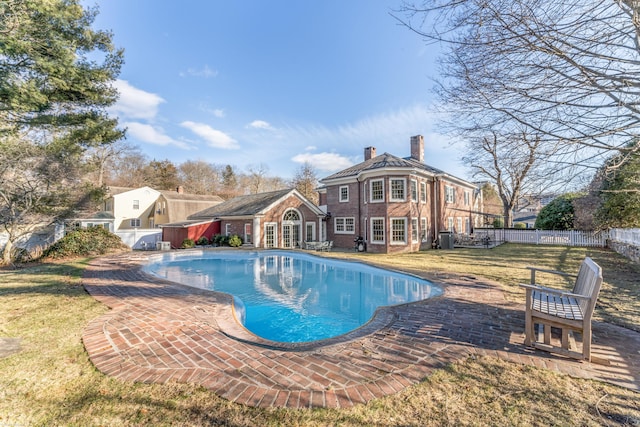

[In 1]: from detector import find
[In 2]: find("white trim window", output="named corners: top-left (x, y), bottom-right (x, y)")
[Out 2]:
top-left (133, 199), bottom-right (140, 210)
top-left (305, 222), bottom-right (316, 242)
top-left (390, 217), bottom-right (407, 244)
top-left (225, 223), bottom-right (232, 236)
top-left (420, 182), bottom-right (427, 203)
top-left (390, 178), bottom-right (406, 202)
top-left (130, 218), bottom-right (141, 227)
top-left (410, 180), bottom-right (418, 202)
top-left (421, 217), bottom-right (428, 241)
top-left (447, 217), bottom-right (454, 231)
top-left (370, 179), bottom-right (384, 202)
top-left (456, 217), bottom-right (463, 233)
top-left (370, 217), bottom-right (385, 243)
top-left (334, 217), bottom-right (355, 234)
top-left (264, 222), bottom-right (277, 248)
top-left (464, 190), bottom-right (471, 206)
top-left (339, 185), bottom-right (349, 202)
top-left (411, 218), bottom-right (419, 243)
top-left (445, 185), bottom-right (456, 203)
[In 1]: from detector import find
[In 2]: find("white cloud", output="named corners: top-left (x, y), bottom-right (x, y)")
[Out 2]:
top-left (248, 120), bottom-right (274, 130)
top-left (213, 109), bottom-right (226, 118)
top-left (179, 65), bottom-right (218, 78)
top-left (110, 80), bottom-right (165, 120)
top-left (291, 152), bottom-right (354, 172)
top-left (180, 121), bottom-right (239, 149)
top-left (125, 122), bottom-right (190, 149)
top-left (305, 145), bottom-right (317, 151)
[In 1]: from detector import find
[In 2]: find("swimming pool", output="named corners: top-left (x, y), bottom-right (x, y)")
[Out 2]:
top-left (144, 250), bottom-right (442, 343)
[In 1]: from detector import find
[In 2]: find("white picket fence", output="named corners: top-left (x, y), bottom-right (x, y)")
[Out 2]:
top-left (609, 228), bottom-right (640, 246)
top-left (474, 228), bottom-right (609, 247)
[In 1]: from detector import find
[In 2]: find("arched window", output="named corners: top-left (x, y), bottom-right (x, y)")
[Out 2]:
top-left (283, 209), bottom-right (300, 222)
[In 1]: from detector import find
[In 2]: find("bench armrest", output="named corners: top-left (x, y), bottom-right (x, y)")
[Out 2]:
top-left (519, 283), bottom-right (590, 300)
top-left (526, 266), bottom-right (577, 284)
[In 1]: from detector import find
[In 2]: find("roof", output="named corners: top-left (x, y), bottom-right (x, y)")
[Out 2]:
top-left (189, 189), bottom-right (324, 220)
top-left (159, 219), bottom-right (216, 228)
top-left (321, 152), bottom-right (445, 181)
top-left (158, 190), bottom-right (224, 203)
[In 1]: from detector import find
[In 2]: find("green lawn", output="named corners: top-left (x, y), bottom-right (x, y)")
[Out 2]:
top-left (0, 245), bottom-right (638, 426)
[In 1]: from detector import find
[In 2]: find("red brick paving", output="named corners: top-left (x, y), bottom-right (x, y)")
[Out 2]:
top-left (81, 252), bottom-right (640, 409)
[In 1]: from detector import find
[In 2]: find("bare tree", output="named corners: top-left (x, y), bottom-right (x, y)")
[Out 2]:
top-left (84, 140), bottom-right (137, 187)
top-left (396, 0), bottom-right (640, 173)
top-left (290, 162), bottom-right (319, 205)
top-left (245, 163), bottom-right (271, 194)
top-left (463, 131), bottom-right (560, 226)
top-left (178, 160), bottom-right (222, 195)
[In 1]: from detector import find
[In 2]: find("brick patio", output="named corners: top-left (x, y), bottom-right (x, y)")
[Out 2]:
top-left (81, 252), bottom-right (640, 409)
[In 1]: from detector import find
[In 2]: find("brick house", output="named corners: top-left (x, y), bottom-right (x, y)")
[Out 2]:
top-left (317, 135), bottom-right (482, 254)
top-left (183, 188), bottom-right (326, 249)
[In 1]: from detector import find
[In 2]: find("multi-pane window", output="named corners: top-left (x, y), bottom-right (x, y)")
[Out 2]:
top-left (335, 217), bottom-right (355, 234)
top-left (464, 190), bottom-right (470, 206)
top-left (420, 182), bottom-right (427, 202)
top-left (130, 218), bottom-right (141, 227)
top-left (371, 218), bottom-right (385, 243)
top-left (370, 179), bottom-right (384, 202)
top-left (447, 217), bottom-right (454, 231)
top-left (133, 199), bottom-right (140, 210)
top-left (390, 179), bottom-right (405, 201)
top-left (421, 218), bottom-right (427, 240)
top-left (306, 222), bottom-right (316, 241)
top-left (445, 186), bottom-right (456, 203)
top-left (411, 218), bottom-right (419, 242)
top-left (391, 218), bottom-right (406, 243)
top-left (339, 186), bottom-right (349, 202)
top-left (456, 217), bottom-right (463, 233)
top-left (410, 180), bottom-right (418, 202)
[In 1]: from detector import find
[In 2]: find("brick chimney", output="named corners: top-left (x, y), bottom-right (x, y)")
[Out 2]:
top-left (364, 146), bottom-right (377, 161)
top-left (410, 135), bottom-right (424, 162)
top-left (176, 186), bottom-right (184, 194)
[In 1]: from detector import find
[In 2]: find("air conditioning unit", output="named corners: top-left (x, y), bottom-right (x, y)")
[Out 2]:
top-left (156, 241), bottom-right (171, 251)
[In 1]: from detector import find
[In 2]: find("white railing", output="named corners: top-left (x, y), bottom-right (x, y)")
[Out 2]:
top-left (473, 228), bottom-right (609, 247)
top-left (609, 228), bottom-right (640, 246)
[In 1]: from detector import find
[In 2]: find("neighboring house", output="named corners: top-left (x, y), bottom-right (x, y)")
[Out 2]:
top-left (317, 135), bottom-right (482, 254)
top-left (148, 186), bottom-right (224, 228)
top-left (163, 188), bottom-right (326, 249)
top-left (103, 186), bottom-right (161, 230)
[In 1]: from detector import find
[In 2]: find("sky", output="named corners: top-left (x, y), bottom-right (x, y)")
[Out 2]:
top-left (89, 0), bottom-right (468, 180)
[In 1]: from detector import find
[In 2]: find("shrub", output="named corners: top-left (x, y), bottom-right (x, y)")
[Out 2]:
top-left (514, 223), bottom-right (526, 229)
top-left (228, 234), bottom-right (243, 247)
top-left (212, 234), bottom-right (224, 246)
top-left (196, 236), bottom-right (209, 245)
top-left (181, 238), bottom-right (195, 249)
top-left (43, 227), bottom-right (129, 259)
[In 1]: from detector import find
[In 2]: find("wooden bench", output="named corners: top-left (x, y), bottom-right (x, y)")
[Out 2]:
top-left (519, 257), bottom-right (603, 362)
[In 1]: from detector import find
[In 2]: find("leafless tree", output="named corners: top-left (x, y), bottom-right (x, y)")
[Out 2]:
top-left (84, 140), bottom-right (138, 187)
top-left (396, 0), bottom-right (640, 173)
top-left (463, 131), bottom-right (562, 226)
top-left (290, 162), bottom-right (319, 205)
top-left (178, 160), bottom-right (222, 195)
top-left (245, 163), bottom-right (271, 194)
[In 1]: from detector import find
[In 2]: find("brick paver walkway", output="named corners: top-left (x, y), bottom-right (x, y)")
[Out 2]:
top-left (81, 252), bottom-right (640, 409)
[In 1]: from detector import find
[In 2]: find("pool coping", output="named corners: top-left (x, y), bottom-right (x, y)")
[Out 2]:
top-left (81, 250), bottom-right (640, 408)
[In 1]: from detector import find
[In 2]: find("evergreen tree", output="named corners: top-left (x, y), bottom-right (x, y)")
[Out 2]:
top-left (596, 150), bottom-right (640, 228)
top-left (0, 0), bottom-right (124, 264)
top-left (535, 194), bottom-right (579, 230)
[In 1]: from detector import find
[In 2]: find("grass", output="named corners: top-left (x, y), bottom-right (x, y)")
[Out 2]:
top-left (0, 245), bottom-right (639, 426)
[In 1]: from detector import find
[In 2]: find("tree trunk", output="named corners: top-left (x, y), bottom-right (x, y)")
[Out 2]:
top-left (1, 239), bottom-right (13, 266)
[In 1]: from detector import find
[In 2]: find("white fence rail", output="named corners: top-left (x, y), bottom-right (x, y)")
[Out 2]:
top-left (474, 228), bottom-right (609, 247)
top-left (116, 229), bottom-right (162, 250)
top-left (609, 228), bottom-right (640, 246)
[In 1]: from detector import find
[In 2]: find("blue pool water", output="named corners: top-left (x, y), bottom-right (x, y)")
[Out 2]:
top-left (144, 250), bottom-right (442, 343)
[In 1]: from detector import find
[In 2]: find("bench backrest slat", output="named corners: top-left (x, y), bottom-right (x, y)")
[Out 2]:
top-left (572, 257), bottom-right (603, 315)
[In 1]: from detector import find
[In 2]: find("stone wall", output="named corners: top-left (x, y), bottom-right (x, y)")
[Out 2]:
top-left (608, 240), bottom-right (640, 263)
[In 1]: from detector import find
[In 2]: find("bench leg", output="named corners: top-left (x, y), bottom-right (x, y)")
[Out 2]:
top-left (524, 295), bottom-right (533, 346)
top-left (583, 324), bottom-right (592, 362)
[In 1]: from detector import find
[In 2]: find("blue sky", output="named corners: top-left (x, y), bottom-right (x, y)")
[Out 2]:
top-left (90, 0), bottom-right (467, 179)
